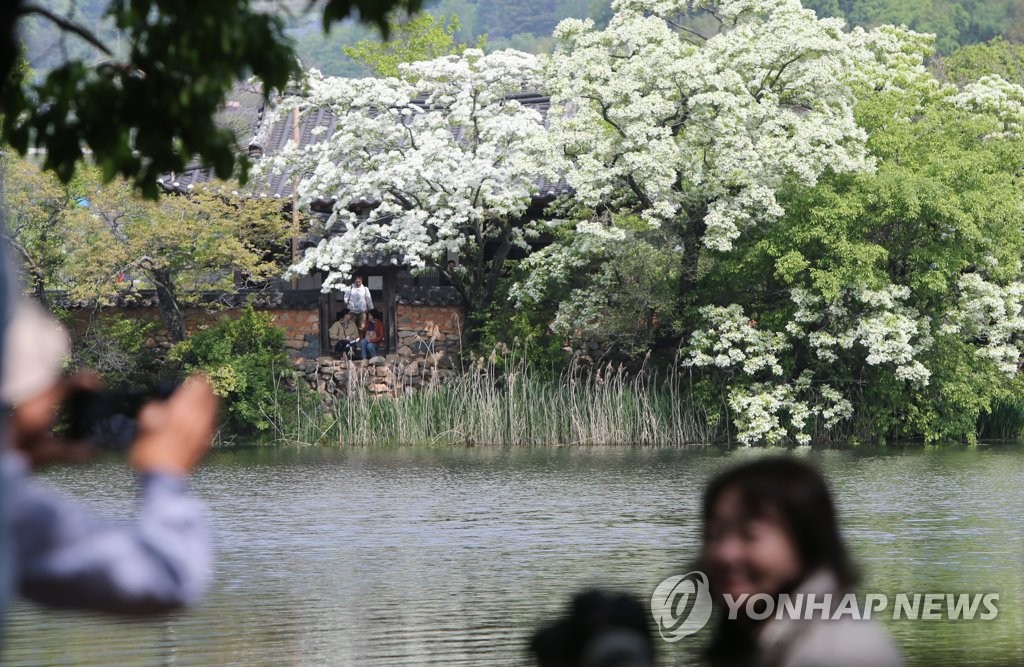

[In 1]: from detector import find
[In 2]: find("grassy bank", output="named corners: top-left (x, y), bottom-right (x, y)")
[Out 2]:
top-left (263, 357), bottom-right (722, 447)
top-left (239, 354), bottom-right (1024, 448)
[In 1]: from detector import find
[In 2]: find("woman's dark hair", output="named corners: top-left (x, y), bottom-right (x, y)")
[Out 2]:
top-left (701, 457), bottom-right (858, 664)
top-left (701, 456), bottom-right (857, 589)
top-left (530, 589), bottom-right (655, 667)
top-left (336, 308), bottom-right (349, 321)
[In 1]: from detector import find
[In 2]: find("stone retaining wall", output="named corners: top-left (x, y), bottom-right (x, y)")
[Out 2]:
top-left (395, 304), bottom-right (465, 357)
top-left (295, 351), bottom-right (458, 400)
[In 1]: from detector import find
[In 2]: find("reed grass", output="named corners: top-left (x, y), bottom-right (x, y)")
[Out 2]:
top-left (977, 397), bottom-right (1024, 441)
top-left (262, 347), bottom-right (721, 447)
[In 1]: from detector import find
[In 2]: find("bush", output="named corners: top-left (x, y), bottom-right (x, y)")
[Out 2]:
top-left (170, 307), bottom-right (289, 434)
top-left (68, 314), bottom-right (164, 390)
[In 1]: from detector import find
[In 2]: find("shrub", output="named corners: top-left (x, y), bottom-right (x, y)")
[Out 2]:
top-left (170, 306), bottom-right (289, 434)
top-left (68, 314), bottom-right (164, 390)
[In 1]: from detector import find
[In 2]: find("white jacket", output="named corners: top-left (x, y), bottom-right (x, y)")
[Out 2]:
top-left (754, 569), bottom-right (904, 667)
top-left (346, 284), bottom-right (373, 313)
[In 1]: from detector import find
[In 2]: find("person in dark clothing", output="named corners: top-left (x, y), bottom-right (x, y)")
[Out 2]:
top-left (530, 589), bottom-right (655, 667)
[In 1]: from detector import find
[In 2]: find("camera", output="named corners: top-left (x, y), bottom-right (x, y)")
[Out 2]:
top-left (60, 383), bottom-right (179, 450)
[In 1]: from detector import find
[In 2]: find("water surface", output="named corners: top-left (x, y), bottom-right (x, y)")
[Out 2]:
top-left (3, 446), bottom-right (1022, 666)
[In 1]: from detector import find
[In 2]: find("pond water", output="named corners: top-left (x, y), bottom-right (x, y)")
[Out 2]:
top-left (3, 445), bottom-right (1022, 666)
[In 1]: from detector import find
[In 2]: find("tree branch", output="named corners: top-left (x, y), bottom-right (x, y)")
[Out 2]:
top-left (17, 4), bottom-right (113, 57)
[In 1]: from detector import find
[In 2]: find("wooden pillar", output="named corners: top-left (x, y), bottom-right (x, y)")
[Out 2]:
top-left (318, 291), bottom-right (331, 357)
top-left (383, 268), bottom-right (397, 353)
top-left (290, 106), bottom-right (301, 290)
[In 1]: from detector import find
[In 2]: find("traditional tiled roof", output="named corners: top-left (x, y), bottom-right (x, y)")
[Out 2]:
top-left (351, 251), bottom-right (407, 268)
top-left (49, 286), bottom-right (323, 311)
top-left (396, 286), bottom-right (462, 306)
top-left (158, 91), bottom-right (572, 202)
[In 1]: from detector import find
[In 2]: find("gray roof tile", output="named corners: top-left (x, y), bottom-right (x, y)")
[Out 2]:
top-left (159, 92), bottom-right (572, 202)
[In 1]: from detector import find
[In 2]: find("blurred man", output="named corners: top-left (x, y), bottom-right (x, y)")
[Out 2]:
top-left (1, 296), bottom-right (218, 615)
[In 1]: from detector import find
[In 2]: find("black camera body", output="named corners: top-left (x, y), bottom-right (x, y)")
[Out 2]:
top-left (61, 383), bottom-right (178, 450)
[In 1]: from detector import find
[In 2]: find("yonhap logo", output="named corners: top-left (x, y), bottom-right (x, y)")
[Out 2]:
top-left (650, 571), bottom-right (713, 642)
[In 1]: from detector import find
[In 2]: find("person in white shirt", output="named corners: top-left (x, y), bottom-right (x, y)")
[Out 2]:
top-left (345, 275), bottom-right (373, 333)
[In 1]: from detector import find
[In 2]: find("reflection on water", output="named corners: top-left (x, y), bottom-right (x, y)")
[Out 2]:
top-left (3, 446), bottom-right (1022, 666)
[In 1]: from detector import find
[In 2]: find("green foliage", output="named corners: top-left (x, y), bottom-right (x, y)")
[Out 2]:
top-left (475, 303), bottom-right (570, 379)
top-left (942, 37), bottom-right (1024, 85)
top-left (3, 0), bottom-right (299, 197)
top-left (62, 171), bottom-right (291, 341)
top-left (2, 0), bottom-right (420, 195)
top-left (169, 307), bottom-right (289, 433)
top-left (700, 86), bottom-right (1024, 444)
top-left (510, 213), bottom-right (685, 359)
top-left (1, 155), bottom-right (72, 304)
top-left (343, 14), bottom-right (485, 77)
top-left (70, 316), bottom-right (164, 389)
top-left (802, 0), bottom-right (1024, 54)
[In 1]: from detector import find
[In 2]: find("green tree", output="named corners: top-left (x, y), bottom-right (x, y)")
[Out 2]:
top-left (343, 14), bottom-right (485, 77)
top-left (63, 173), bottom-right (291, 342)
top-left (694, 85), bottom-right (1024, 443)
top-left (170, 306), bottom-right (288, 433)
top-left (941, 37), bottom-right (1024, 85)
top-left (802, 0), bottom-right (1024, 53)
top-left (0, 0), bottom-right (424, 196)
top-left (0, 155), bottom-right (72, 309)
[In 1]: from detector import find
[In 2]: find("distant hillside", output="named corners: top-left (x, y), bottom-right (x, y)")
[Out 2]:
top-left (291, 0), bottom-right (1024, 77)
top-left (20, 1), bottom-right (1024, 79)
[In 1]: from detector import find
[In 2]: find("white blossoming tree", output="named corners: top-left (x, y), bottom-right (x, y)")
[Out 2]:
top-left (682, 69), bottom-right (1024, 445)
top-left (541, 0), bottom-right (930, 295)
top-left (260, 49), bottom-right (549, 331)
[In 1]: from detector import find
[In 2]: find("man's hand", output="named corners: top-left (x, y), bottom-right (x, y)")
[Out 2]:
top-left (10, 373), bottom-right (100, 468)
top-left (130, 375), bottom-right (218, 476)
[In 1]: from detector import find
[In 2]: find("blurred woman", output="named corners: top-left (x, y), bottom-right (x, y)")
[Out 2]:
top-left (700, 457), bottom-right (903, 667)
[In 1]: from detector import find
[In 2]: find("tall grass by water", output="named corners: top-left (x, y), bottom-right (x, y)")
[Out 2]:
top-left (264, 353), bottom-right (721, 447)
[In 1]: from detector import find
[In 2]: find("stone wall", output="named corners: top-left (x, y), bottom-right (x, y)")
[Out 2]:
top-left (64, 306), bottom-right (322, 360)
top-left (395, 304), bottom-right (465, 357)
top-left (63, 297), bottom-right (468, 397)
top-left (267, 309), bottom-right (321, 359)
top-left (295, 351), bottom-right (457, 401)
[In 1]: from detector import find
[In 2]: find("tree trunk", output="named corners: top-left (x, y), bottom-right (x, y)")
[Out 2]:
top-left (462, 229), bottom-right (514, 347)
top-left (29, 269), bottom-right (49, 311)
top-left (150, 269), bottom-right (187, 342)
top-left (679, 204), bottom-right (707, 296)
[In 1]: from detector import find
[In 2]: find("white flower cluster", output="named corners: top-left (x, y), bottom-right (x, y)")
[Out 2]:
top-left (258, 49), bottom-right (548, 291)
top-left (941, 272), bottom-right (1024, 376)
top-left (788, 285), bottom-right (932, 385)
top-left (544, 0), bottom-right (910, 251)
top-left (509, 219), bottom-right (627, 308)
top-left (683, 304), bottom-right (788, 376)
top-left (683, 304), bottom-right (853, 445)
top-left (727, 374), bottom-right (852, 446)
top-left (953, 76), bottom-right (1024, 137)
